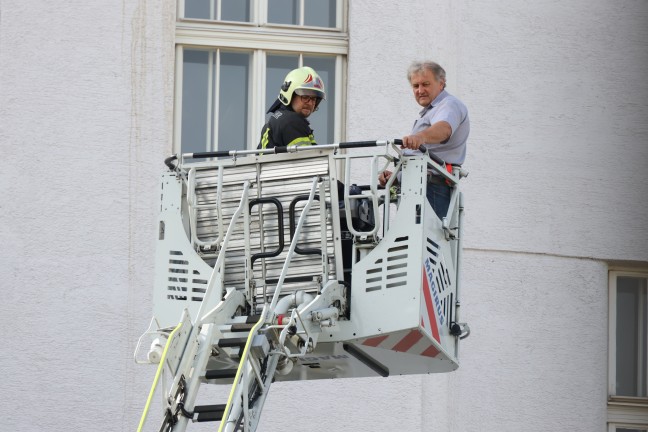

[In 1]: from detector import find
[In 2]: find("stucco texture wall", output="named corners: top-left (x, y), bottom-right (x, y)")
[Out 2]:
top-left (1, 0), bottom-right (646, 431)
top-left (345, 1), bottom-right (646, 430)
top-left (0, 0), bottom-right (175, 430)
top-left (348, 0), bottom-right (648, 261)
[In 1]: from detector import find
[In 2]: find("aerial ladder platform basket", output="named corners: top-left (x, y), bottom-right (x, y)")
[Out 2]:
top-left (135, 139), bottom-right (469, 431)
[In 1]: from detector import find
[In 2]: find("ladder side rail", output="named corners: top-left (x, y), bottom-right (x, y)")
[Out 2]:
top-left (243, 354), bottom-right (282, 432)
top-left (222, 353), bottom-right (282, 432)
top-left (246, 349), bottom-right (265, 391)
top-left (198, 181), bottom-right (251, 324)
top-left (242, 361), bottom-right (250, 432)
top-left (165, 289), bottom-right (245, 432)
top-left (218, 304), bottom-right (272, 432)
top-left (170, 324), bottom-right (216, 432)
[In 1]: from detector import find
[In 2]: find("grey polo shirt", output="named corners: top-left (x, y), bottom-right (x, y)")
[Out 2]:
top-left (403, 90), bottom-right (470, 166)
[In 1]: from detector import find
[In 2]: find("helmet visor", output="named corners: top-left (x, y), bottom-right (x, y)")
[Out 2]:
top-left (294, 88), bottom-right (325, 100)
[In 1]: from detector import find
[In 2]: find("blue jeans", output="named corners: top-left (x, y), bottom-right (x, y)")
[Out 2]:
top-left (426, 182), bottom-right (451, 219)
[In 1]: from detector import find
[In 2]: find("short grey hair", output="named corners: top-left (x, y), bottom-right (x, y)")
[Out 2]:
top-left (407, 61), bottom-right (446, 88)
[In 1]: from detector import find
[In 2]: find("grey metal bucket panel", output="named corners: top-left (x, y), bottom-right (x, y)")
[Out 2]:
top-left (187, 153), bottom-right (338, 300)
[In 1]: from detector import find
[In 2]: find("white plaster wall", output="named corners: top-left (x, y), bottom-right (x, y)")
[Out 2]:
top-left (454, 252), bottom-right (609, 431)
top-left (1, 0), bottom-right (646, 431)
top-left (345, 1), bottom-right (645, 430)
top-left (348, 0), bottom-right (648, 261)
top-left (0, 1), bottom-right (175, 430)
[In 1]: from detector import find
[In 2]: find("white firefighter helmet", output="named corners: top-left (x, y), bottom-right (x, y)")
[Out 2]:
top-left (278, 66), bottom-right (326, 105)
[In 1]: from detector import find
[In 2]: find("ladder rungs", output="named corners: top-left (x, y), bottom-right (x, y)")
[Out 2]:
top-left (194, 404), bottom-right (226, 422)
top-left (264, 276), bottom-right (316, 284)
top-left (230, 323), bottom-right (255, 332)
top-left (246, 315), bottom-right (261, 324)
top-left (218, 337), bottom-right (248, 348)
top-left (205, 369), bottom-right (237, 380)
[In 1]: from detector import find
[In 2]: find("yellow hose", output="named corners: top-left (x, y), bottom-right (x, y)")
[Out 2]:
top-left (136, 323), bottom-right (183, 432)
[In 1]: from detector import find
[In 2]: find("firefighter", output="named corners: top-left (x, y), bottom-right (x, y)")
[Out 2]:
top-left (258, 66), bottom-right (326, 149)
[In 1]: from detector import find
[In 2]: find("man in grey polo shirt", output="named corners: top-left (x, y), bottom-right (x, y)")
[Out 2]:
top-left (379, 61), bottom-right (470, 218)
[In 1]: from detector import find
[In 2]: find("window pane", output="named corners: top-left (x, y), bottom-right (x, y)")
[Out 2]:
top-left (181, 50), bottom-right (211, 153)
top-left (268, 0), bottom-right (298, 25)
top-left (221, 0), bottom-right (250, 22)
top-left (265, 55), bottom-right (299, 115)
top-left (303, 56), bottom-right (336, 145)
top-left (616, 276), bottom-right (648, 397)
top-left (185, 0), bottom-right (212, 20)
top-left (616, 429), bottom-right (648, 432)
top-left (304, 0), bottom-right (336, 28)
top-left (218, 52), bottom-right (250, 151)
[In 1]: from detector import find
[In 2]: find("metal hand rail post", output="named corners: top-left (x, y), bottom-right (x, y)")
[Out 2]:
top-left (197, 181), bottom-right (251, 324)
top-left (187, 166), bottom-right (224, 250)
top-left (454, 191), bottom-right (465, 359)
top-left (317, 180), bottom-right (330, 281)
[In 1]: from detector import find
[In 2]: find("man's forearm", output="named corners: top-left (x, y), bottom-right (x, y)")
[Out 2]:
top-left (402, 121), bottom-right (452, 150)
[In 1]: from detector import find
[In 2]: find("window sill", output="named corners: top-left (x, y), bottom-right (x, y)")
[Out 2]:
top-left (608, 396), bottom-right (648, 425)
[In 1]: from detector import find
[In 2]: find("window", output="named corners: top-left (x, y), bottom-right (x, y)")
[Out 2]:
top-left (608, 427), bottom-right (648, 432)
top-left (174, 0), bottom-right (347, 153)
top-left (608, 271), bottom-right (648, 430)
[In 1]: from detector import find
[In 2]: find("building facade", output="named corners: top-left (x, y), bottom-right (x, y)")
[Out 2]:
top-left (1, 1), bottom-right (646, 431)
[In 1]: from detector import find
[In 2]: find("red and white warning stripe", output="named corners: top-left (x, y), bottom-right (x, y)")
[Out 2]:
top-left (421, 267), bottom-right (442, 344)
top-left (361, 329), bottom-right (440, 358)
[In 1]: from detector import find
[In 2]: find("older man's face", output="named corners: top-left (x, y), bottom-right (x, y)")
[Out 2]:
top-left (410, 69), bottom-right (444, 107)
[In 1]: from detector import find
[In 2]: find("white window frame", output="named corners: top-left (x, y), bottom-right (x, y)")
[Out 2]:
top-left (608, 270), bottom-right (648, 430)
top-left (608, 423), bottom-right (648, 432)
top-left (173, 0), bottom-right (348, 153)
